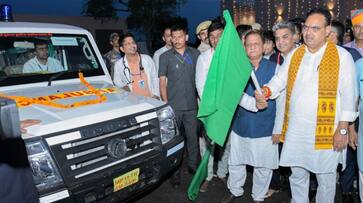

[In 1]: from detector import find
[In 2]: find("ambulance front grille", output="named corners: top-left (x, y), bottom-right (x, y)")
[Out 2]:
top-left (48, 111), bottom-right (162, 185)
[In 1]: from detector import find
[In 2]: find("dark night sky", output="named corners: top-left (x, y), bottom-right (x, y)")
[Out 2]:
top-left (1, 0), bottom-right (221, 42)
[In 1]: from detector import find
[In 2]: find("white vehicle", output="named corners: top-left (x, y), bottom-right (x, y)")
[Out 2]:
top-left (0, 21), bottom-right (184, 202)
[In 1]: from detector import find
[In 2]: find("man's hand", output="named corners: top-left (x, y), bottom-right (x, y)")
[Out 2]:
top-left (333, 122), bottom-right (349, 151)
top-left (271, 134), bottom-right (280, 144)
top-left (256, 100), bottom-right (268, 110)
top-left (20, 119), bottom-right (41, 133)
top-left (348, 123), bottom-right (358, 150)
top-left (254, 90), bottom-right (266, 103)
top-left (255, 89), bottom-right (268, 110)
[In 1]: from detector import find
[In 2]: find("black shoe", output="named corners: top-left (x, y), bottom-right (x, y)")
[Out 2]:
top-left (342, 193), bottom-right (354, 203)
top-left (221, 193), bottom-right (237, 203)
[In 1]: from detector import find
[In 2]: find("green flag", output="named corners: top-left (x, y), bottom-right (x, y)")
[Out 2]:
top-left (187, 147), bottom-right (211, 201)
top-left (198, 10), bottom-right (252, 146)
top-left (187, 10), bottom-right (252, 201)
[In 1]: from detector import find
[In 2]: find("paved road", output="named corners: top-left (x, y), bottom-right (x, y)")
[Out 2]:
top-left (132, 162), bottom-right (359, 203)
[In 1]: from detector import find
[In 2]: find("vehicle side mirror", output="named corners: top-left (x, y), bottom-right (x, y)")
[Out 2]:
top-left (0, 97), bottom-right (21, 139)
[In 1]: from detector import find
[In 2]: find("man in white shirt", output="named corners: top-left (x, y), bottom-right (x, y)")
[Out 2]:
top-left (266, 20), bottom-right (298, 198)
top-left (113, 33), bottom-right (159, 99)
top-left (23, 41), bottom-right (64, 73)
top-left (196, 20), bottom-right (226, 193)
top-left (153, 26), bottom-right (172, 73)
top-left (256, 8), bottom-right (357, 203)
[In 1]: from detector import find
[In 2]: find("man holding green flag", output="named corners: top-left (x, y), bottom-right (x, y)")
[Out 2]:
top-left (222, 30), bottom-right (278, 203)
top-left (187, 10), bottom-right (264, 201)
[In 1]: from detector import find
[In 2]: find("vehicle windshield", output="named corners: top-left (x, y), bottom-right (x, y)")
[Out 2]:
top-left (0, 33), bottom-right (104, 86)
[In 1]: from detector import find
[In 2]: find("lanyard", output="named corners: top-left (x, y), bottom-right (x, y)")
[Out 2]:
top-left (174, 51), bottom-right (193, 65)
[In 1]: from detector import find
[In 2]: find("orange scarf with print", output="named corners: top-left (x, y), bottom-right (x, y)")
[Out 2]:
top-left (280, 41), bottom-right (340, 149)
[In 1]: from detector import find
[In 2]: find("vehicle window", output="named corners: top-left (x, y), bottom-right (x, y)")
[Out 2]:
top-left (0, 33), bottom-right (104, 86)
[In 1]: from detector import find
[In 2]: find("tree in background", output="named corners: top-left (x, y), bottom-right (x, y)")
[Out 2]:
top-left (83, 0), bottom-right (120, 20)
top-left (83, 0), bottom-right (187, 53)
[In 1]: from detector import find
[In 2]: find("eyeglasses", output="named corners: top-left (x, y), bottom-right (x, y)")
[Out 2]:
top-left (302, 25), bottom-right (324, 32)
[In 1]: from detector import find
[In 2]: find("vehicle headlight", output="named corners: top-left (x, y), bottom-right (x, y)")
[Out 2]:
top-left (25, 140), bottom-right (63, 192)
top-left (157, 106), bottom-right (178, 144)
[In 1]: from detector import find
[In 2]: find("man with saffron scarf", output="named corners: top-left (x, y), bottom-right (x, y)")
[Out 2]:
top-left (256, 8), bottom-right (358, 203)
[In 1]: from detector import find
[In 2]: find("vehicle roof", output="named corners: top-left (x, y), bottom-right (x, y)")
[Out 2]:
top-left (0, 22), bottom-right (89, 35)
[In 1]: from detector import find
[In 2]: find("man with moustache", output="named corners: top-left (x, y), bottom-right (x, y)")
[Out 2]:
top-left (196, 20), bottom-right (212, 53)
top-left (256, 8), bottom-right (357, 202)
top-left (159, 23), bottom-right (200, 187)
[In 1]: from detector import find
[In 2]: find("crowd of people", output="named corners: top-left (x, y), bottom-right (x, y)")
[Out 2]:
top-left (103, 7), bottom-right (363, 203)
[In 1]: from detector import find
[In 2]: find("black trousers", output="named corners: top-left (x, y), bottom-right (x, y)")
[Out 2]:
top-left (174, 109), bottom-right (200, 169)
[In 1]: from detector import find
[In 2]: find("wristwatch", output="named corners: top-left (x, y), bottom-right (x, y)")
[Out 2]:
top-left (339, 128), bottom-right (348, 136)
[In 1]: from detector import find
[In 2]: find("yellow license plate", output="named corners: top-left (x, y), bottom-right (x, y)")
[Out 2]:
top-left (113, 168), bottom-right (140, 192)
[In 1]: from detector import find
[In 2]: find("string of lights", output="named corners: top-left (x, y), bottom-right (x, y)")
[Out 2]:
top-left (336, 0), bottom-right (340, 19)
top-left (301, 0), bottom-right (305, 16)
top-left (220, 0), bottom-right (354, 30)
top-left (267, 0), bottom-right (271, 29)
top-left (238, 0), bottom-right (242, 25)
top-left (288, 0), bottom-right (291, 20)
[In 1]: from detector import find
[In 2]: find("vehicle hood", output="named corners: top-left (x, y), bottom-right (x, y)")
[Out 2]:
top-left (2, 82), bottom-right (165, 137)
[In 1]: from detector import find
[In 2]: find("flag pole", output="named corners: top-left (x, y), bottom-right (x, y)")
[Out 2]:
top-left (250, 71), bottom-right (262, 94)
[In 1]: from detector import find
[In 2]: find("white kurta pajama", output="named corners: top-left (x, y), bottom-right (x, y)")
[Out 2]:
top-left (227, 58), bottom-right (279, 202)
top-left (195, 48), bottom-right (257, 181)
top-left (228, 131), bottom-right (279, 201)
top-left (196, 48), bottom-right (229, 181)
top-left (267, 42), bottom-right (358, 203)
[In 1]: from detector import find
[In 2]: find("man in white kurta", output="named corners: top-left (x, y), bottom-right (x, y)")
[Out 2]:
top-left (196, 21), bottom-right (262, 194)
top-left (222, 31), bottom-right (279, 203)
top-left (196, 21), bottom-right (230, 192)
top-left (257, 9), bottom-right (358, 203)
